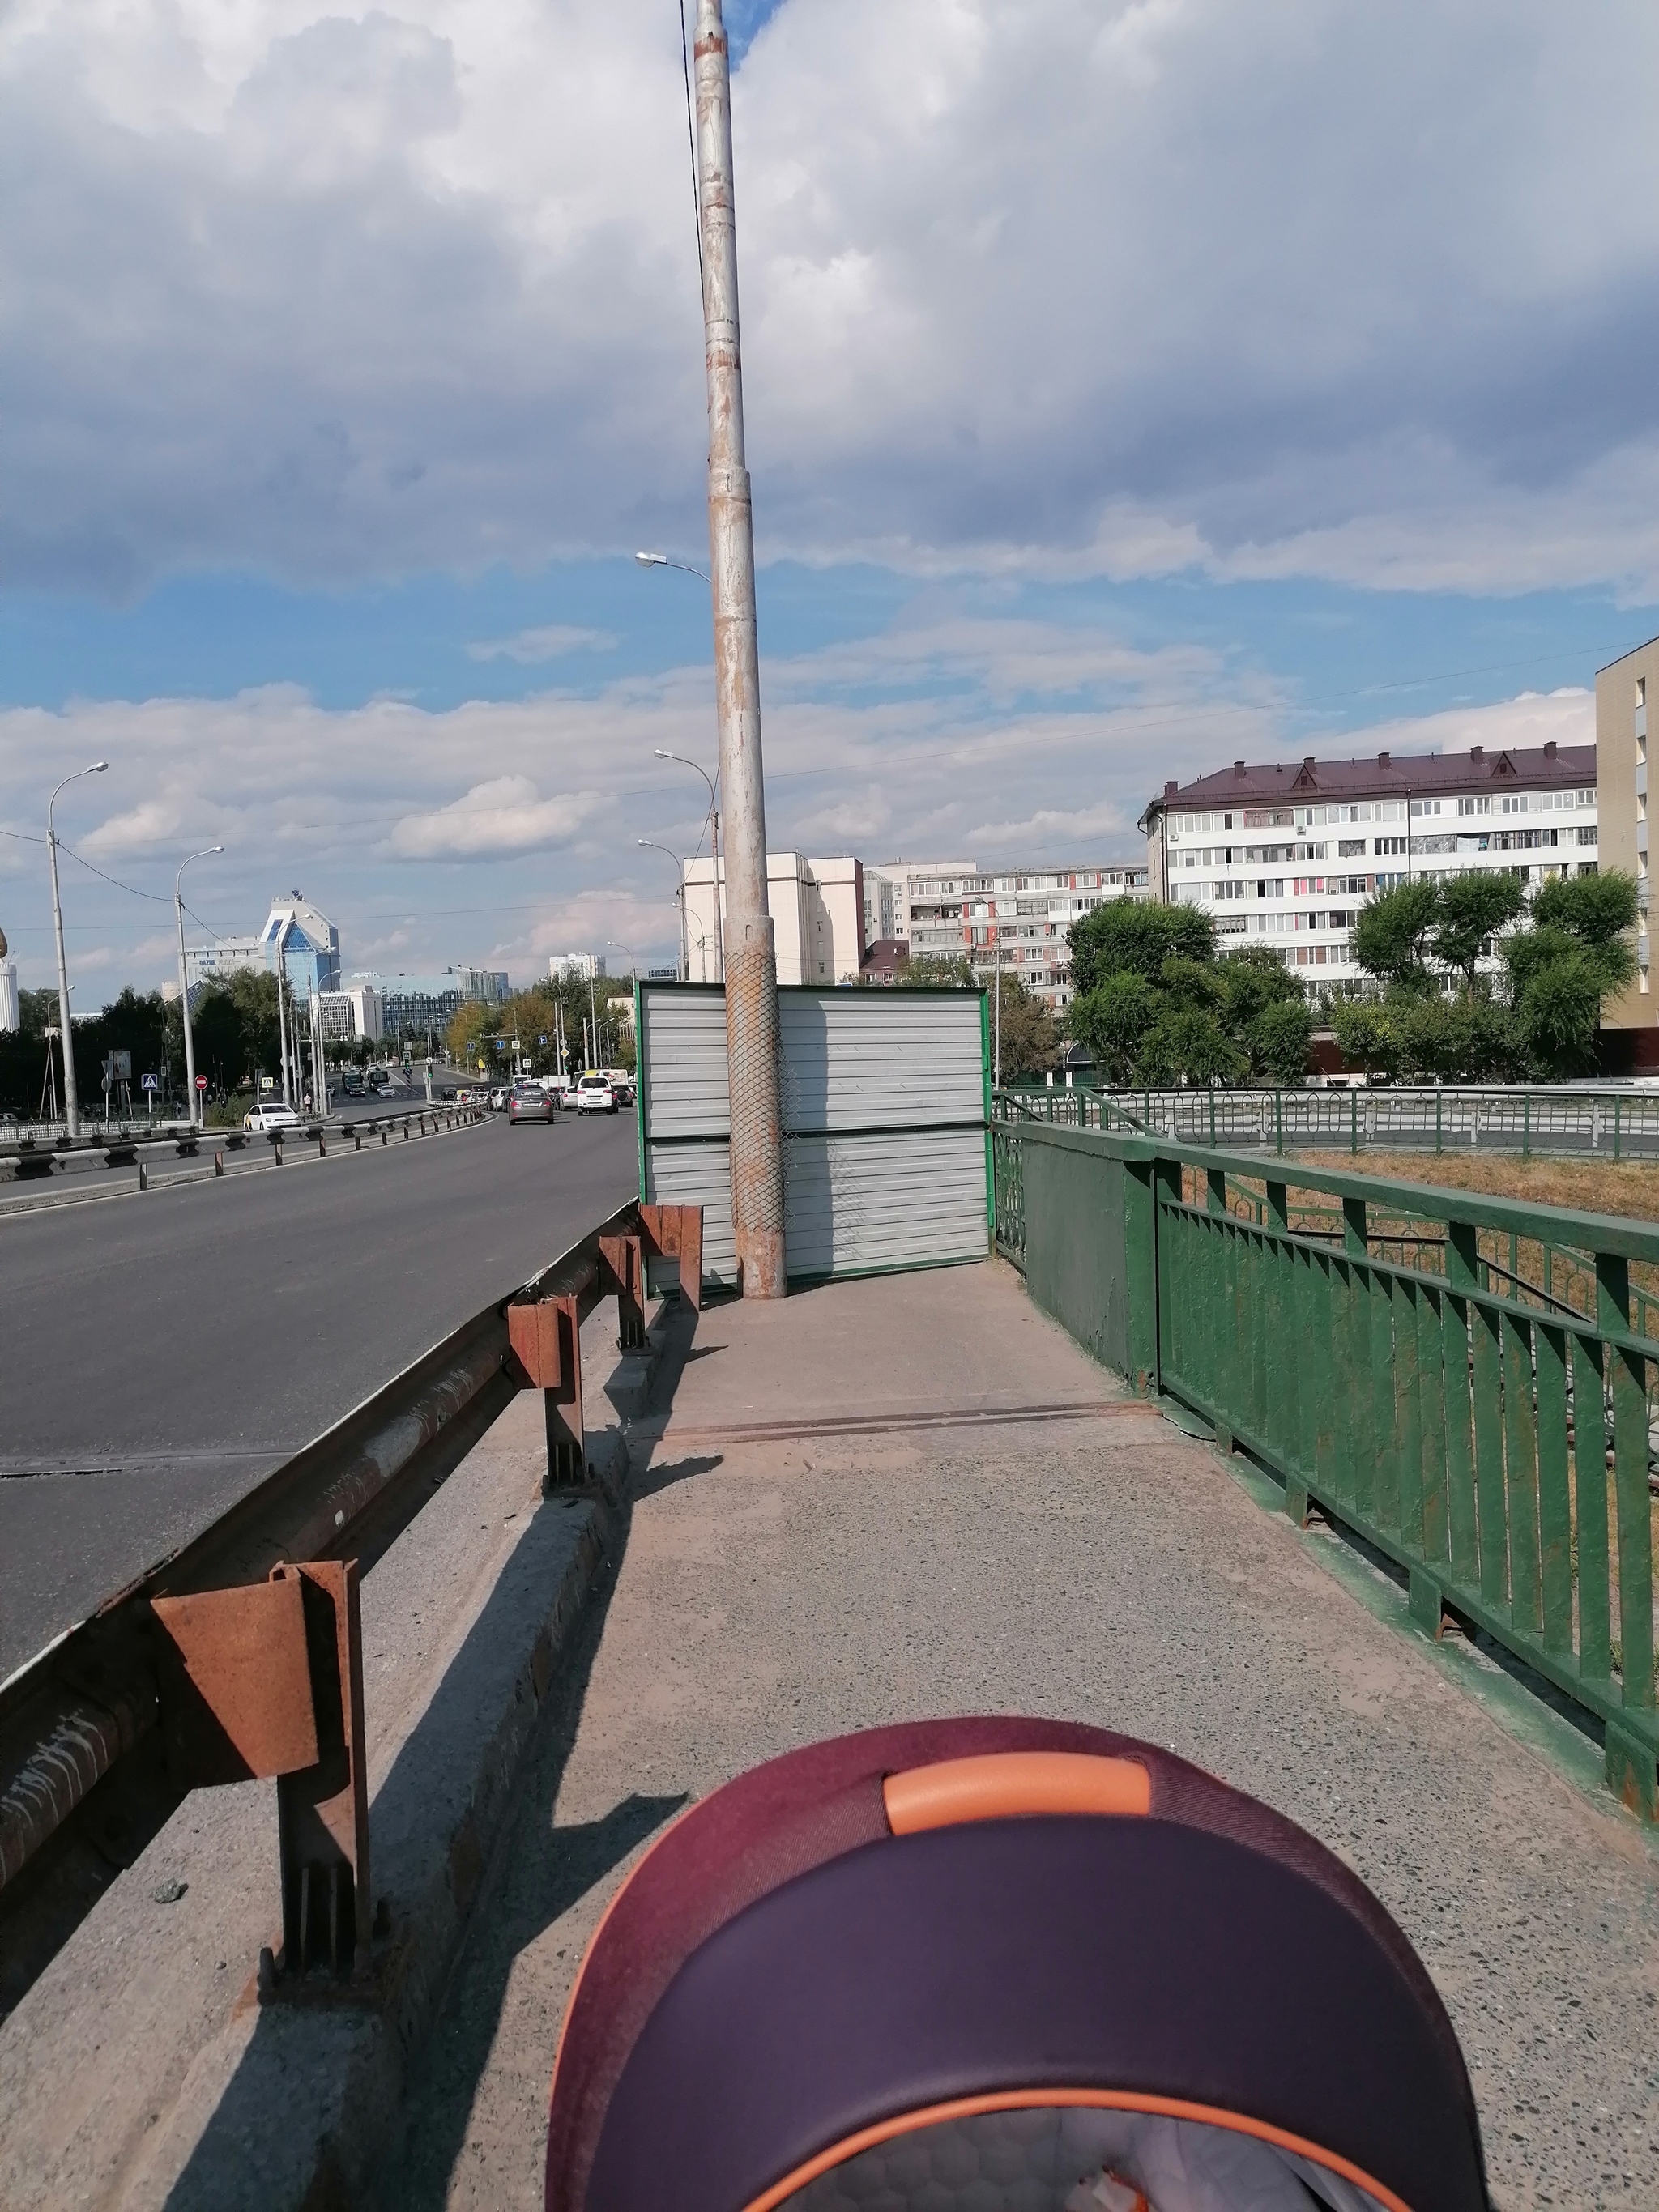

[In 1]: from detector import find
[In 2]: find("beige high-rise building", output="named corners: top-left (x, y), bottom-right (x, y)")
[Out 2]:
top-left (1596, 635), bottom-right (1659, 1028)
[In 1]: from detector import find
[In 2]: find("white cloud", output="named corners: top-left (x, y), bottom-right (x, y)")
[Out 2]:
top-left (389, 777), bottom-right (607, 858)
top-left (2, 1), bottom-right (1658, 595)
top-left (465, 624), bottom-right (618, 664)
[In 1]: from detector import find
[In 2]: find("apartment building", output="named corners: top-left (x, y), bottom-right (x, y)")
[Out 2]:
top-left (860, 860), bottom-right (977, 949)
top-left (901, 861), bottom-right (1149, 1012)
top-left (1596, 637), bottom-right (1658, 1022)
top-left (1142, 744), bottom-right (1599, 992)
top-left (683, 854), bottom-right (864, 986)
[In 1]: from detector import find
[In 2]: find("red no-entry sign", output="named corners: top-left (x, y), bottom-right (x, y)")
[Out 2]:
top-left (195, 1075), bottom-right (208, 1089)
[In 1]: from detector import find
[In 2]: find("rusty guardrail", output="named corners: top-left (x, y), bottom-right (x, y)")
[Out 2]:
top-left (0, 1197), bottom-right (701, 2018)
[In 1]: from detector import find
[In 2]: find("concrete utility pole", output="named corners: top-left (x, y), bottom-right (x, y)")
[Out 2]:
top-left (175, 846), bottom-right (222, 1130)
top-left (47, 761), bottom-right (108, 1136)
top-left (694, 0), bottom-right (785, 1298)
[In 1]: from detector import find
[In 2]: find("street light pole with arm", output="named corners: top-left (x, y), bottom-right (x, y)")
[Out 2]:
top-left (651, 749), bottom-right (723, 980)
top-left (638, 839), bottom-right (689, 979)
top-left (175, 846), bottom-right (223, 1130)
top-left (46, 761), bottom-right (109, 1137)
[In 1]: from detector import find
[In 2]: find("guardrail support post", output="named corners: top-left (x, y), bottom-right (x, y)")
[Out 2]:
top-left (150, 1560), bottom-right (371, 1993)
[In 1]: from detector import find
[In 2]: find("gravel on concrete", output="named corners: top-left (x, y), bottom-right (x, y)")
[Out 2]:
top-left (381, 1259), bottom-right (1659, 2212)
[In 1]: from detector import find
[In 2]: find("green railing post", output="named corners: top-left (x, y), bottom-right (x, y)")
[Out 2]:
top-left (1523, 1093), bottom-right (1530, 1161)
top-left (1596, 1252), bottom-right (1657, 1816)
top-left (1436, 1089), bottom-right (1443, 1154)
top-left (1614, 1097), bottom-right (1623, 1161)
top-left (1208, 1089), bottom-right (1216, 1147)
top-left (1350, 1089), bottom-right (1358, 1156)
top-left (1275, 1089), bottom-right (1283, 1156)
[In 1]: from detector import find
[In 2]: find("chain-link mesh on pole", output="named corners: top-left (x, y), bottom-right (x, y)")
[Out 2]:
top-left (694, 0), bottom-right (786, 1298)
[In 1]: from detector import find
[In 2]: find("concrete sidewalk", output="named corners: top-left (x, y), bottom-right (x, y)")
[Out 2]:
top-left (384, 1257), bottom-right (1659, 2212)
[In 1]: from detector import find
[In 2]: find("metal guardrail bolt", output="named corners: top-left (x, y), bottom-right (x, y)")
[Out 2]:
top-left (274, 1141), bottom-right (284, 1166)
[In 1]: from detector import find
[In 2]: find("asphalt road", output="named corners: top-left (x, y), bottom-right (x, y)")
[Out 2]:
top-left (0, 1110), bottom-right (638, 1681)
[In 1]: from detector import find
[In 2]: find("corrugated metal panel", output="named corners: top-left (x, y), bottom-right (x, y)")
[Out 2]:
top-left (783, 1128), bottom-right (988, 1276)
top-left (642, 989), bottom-right (731, 1139)
top-left (645, 1129), bottom-right (987, 1289)
top-left (645, 1137), bottom-right (738, 1291)
top-left (639, 982), bottom-right (988, 1289)
top-left (777, 993), bottom-right (984, 1132)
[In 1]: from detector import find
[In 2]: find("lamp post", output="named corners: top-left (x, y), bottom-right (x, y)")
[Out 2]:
top-left (652, 750), bottom-right (723, 981)
top-left (175, 846), bottom-right (223, 1130)
top-left (47, 761), bottom-right (109, 1136)
top-left (638, 839), bottom-right (689, 979)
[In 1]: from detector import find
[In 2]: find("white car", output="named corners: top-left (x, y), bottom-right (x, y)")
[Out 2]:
top-left (244, 1102), bottom-right (303, 1135)
top-left (490, 1086), bottom-right (509, 1111)
top-left (574, 1073), bottom-right (616, 1115)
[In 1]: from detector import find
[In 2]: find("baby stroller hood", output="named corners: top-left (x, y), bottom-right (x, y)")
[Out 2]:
top-left (544, 1717), bottom-right (1488, 2212)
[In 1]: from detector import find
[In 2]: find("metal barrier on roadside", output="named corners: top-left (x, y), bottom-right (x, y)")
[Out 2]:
top-left (999, 1082), bottom-right (1659, 1161)
top-left (992, 1112), bottom-right (1659, 1822)
top-left (0, 1196), bottom-right (700, 2018)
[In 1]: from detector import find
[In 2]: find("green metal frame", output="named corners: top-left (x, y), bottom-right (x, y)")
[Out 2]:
top-left (992, 1112), bottom-right (1659, 1820)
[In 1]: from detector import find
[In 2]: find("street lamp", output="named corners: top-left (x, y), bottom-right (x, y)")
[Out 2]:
top-left (175, 846), bottom-right (224, 1131)
top-left (635, 550), bottom-right (711, 585)
top-left (605, 939), bottom-right (641, 980)
top-left (47, 761), bottom-right (109, 1136)
top-left (652, 749), bottom-right (723, 981)
top-left (638, 838), bottom-right (689, 980)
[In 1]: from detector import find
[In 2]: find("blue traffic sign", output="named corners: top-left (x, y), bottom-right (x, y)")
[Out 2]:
top-left (140, 1072), bottom-right (159, 1092)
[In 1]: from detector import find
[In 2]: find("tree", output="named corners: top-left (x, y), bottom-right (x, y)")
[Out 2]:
top-left (1068, 973), bottom-right (1160, 1087)
top-left (986, 969), bottom-right (1058, 1080)
top-left (902, 953), bottom-right (975, 987)
top-left (191, 987), bottom-right (245, 1095)
top-left (1331, 999), bottom-right (1396, 1080)
top-left (1352, 880), bottom-right (1439, 993)
top-left (1430, 872), bottom-right (1524, 995)
top-left (1517, 948), bottom-right (1606, 1078)
top-left (1247, 999), bottom-right (1312, 1087)
top-left (1216, 946), bottom-right (1303, 1031)
top-left (1137, 1007), bottom-right (1245, 1089)
top-left (1069, 901), bottom-right (1214, 995)
top-left (1532, 870), bottom-right (1640, 948)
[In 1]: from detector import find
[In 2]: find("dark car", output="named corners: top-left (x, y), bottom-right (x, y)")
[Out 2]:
top-left (508, 1084), bottom-right (554, 1124)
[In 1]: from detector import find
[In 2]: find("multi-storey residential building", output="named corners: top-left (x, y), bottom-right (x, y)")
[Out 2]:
top-left (1142, 744), bottom-right (1599, 993)
top-left (548, 953), bottom-right (606, 983)
top-left (860, 860), bottom-right (977, 950)
top-left (1595, 636), bottom-right (1658, 1022)
top-left (902, 863), bottom-right (1149, 1011)
top-left (683, 855), bottom-right (864, 986)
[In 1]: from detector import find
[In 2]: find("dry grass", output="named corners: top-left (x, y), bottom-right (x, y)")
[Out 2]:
top-left (1318, 1150), bottom-right (1659, 1224)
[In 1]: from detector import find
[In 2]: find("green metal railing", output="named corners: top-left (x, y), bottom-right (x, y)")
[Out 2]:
top-left (992, 1115), bottom-right (1659, 1818)
top-left (999, 1082), bottom-right (1659, 1161)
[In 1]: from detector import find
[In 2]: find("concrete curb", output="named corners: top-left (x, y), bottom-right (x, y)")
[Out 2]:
top-left (0, 1314), bottom-right (646, 2212)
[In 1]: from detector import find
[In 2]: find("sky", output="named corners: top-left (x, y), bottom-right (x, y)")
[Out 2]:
top-left (2, 0), bottom-right (1657, 1002)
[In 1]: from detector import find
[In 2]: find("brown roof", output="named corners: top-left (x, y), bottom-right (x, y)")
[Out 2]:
top-left (1144, 741), bottom-right (1595, 824)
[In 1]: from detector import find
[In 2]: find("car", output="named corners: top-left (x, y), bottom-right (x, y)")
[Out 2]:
top-left (339, 1071), bottom-right (365, 1098)
top-left (490, 1086), bottom-right (509, 1111)
top-left (575, 1073), bottom-right (617, 1115)
top-left (610, 1074), bottom-right (636, 1107)
top-left (508, 1084), bottom-right (554, 1124)
top-left (244, 1102), bottom-right (302, 1135)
